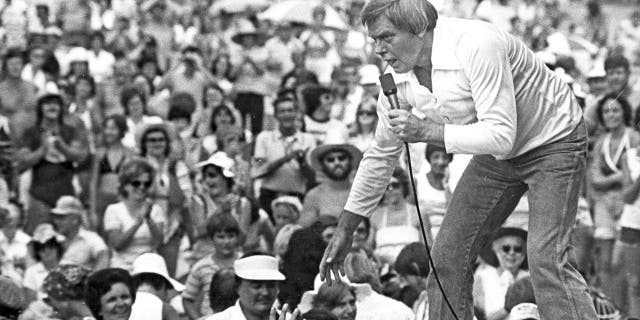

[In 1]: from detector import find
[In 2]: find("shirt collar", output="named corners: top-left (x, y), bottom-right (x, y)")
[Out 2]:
top-left (381, 17), bottom-right (462, 84)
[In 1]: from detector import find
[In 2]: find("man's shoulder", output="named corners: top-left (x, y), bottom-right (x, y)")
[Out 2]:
top-left (204, 303), bottom-right (242, 320)
top-left (77, 229), bottom-right (107, 245)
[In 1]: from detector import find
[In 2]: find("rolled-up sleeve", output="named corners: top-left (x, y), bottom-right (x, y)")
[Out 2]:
top-left (443, 30), bottom-right (517, 158)
top-left (344, 94), bottom-right (403, 218)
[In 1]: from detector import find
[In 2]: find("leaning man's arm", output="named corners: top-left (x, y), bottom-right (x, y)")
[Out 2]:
top-left (343, 94), bottom-right (403, 218)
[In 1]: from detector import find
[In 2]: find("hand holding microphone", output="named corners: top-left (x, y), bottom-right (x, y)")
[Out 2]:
top-left (380, 73), bottom-right (441, 143)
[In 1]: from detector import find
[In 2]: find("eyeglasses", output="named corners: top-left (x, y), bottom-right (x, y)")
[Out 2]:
top-left (357, 110), bottom-right (376, 116)
top-left (145, 137), bottom-right (166, 143)
top-left (387, 181), bottom-right (401, 190)
top-left (501, 245), bottom-right (524, 254)
top-left (323, 154), bottom-right (348, 163)
top-left (129, 180), bottom-right (152, 189)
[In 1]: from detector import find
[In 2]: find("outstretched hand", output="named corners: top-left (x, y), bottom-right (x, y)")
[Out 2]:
top-left (319, 228), bottom-right (353, 285)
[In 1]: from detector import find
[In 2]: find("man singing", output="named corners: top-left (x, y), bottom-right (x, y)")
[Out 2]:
top-left (319, 0), bottom-right (598, 319)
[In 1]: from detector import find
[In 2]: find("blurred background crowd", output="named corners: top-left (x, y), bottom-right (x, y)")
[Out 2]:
top-left (0, 0), bottom-right (638, 319)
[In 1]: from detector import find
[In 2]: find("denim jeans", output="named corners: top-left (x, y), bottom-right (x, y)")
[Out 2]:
top-left (427, 120), bottom-right (597, 320)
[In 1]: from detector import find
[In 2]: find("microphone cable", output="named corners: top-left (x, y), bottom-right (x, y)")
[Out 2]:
top-left (402, 142), bottom-right (460, 320)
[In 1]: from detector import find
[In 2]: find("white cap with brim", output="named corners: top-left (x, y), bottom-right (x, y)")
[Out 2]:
top-left (508, 303), bottom-right (540, 320)
top-left (234, 255), bottom-right (285, 281)
top-left (132, 253), bottom-right (185, 292)
top-left (195, 151), bottom-right (235, 178)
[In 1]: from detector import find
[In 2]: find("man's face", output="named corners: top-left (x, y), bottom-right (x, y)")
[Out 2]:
top-left (321, 150), bottom-right (352, 181)
top-left (275, 101), bottom-right (298, 128)
top-left (368, 15), bottom-right (428, 73)
top-left (606, 67), bottom-right (630, 93)
top-left (237, 279), bottom-right (279, 317)
top-left (51, 214), bottom-right (78, 236)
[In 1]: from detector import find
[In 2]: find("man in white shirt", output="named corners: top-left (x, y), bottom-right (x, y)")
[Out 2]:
top-left (49, 196), bottom-right (109, 270)
top-left (319, 1), bottom-right (597, 320)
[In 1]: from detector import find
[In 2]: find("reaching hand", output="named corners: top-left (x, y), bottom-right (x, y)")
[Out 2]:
top-left (270, 303), bottom-right (301, 320)
top-left (319, 229), bottom-right (353, 285)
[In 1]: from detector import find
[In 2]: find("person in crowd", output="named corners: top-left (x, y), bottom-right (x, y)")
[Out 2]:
top-left (22, 224), bottom-right (65, 296)
top-left (67, 74), bottom-right (102, 154)
top-left (300, 133), bottom-right (362, 227)
top-left (271, 196), bottom-right (303, 235)
top-left (103, 158), bottom-right (165, 272)
top-left (208, 53), bottom-right (235, 93)
top-left (504, 276), bottom-right (536, 314)
top-left (395, 242), bottom-right (432, 320)
top-left (299, 6), bottom-right (341, 85)
top-left (343, 250), bottom-right (415, 320)
top-left (0, 48), bottom-right (39, 141)
top-left (85, 267), bottom-right (136, 320)
top-left (200, 103), bottom-right (240, 158)
top-left (621, 153), bottom-right (640, 318)
top-left (90, 114), bottom-right (135, 233)
top-left (348, 97), bottom-right (378, 152)
top-left (217, 125), bottom-right (253, 197)
top-left (166, 92), bottom-right (200, 167)
top-left (192, 152), bottom-right (274, 253)
top-left (205, 253), bottom-right (289, 320)
top-left (129, 252), bottom-right (184, 320)
top-left (302, 85), bottom-right (349, 145)
top-left (139, 123), bottom-right (191, 276)
top-left (120, 85), bottom-right (163, 150)
top-left (0, 275), bottom-right (33, 320)
top-left (157, 46), bottom-right (216, 110)
top-left (21, 45), bottom-right (56, 94)
top-left (0, 203), bottom-right (31, 279)
top-left (279, 219), bottom-right (331, 308)
top-left (208, 268), bottom-right (239, 314)
top-left (18, 92), bottom-right (87, 234)
top-left (416, 144), bottom-right (453, 239)
top-left (50, 196), bottom-right (109, 270)
top-left (230, 22), bottom-right (271, 135)
top-left (265, 22), bottom-right (304, 83)
top-left (97, 59), bottom-right (135, 117)
top-left (307, 281), bottom-right (358, 320)
top-left (369, 167), bottom-right (425, 265)
top-left (87, 31), bottom-right (116, 84)
top-left (64, 47), bottom-right (91, 86)
top-left (21, 264), bottom-right (93, 320)
top-left (253, 97), bottom-right (316, 218)
top-left (474, 228), bottom-right (530, 320)
top-left (589, 92), bottom-right (639, 306)
top-left (183, 214), bottom-right (242, 319)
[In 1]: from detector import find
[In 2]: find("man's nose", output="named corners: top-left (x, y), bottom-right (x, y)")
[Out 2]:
top-left (374, 40), bottom-right (387, 56)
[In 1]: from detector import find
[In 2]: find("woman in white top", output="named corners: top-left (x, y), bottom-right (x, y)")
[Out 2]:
top-left (370, 167), bottom-right (428, 266)
top-left (104, 158), bottom-right (165, 272)
top-left (589, 93), bottom-right (639, 303)
top-left (473, 227), bottom-right (529, 320)
top-left (416, 144), bottom-right (453, 239)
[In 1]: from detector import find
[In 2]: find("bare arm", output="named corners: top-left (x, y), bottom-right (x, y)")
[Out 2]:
top-left (94, 249), bottom-right (110, 270)
top-left (252, 153), bottom-right (296, 179)
top-left (182, 298), bottom-right (201, 320)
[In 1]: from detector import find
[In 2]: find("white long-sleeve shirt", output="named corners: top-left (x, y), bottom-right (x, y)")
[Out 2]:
top-left (345, 17), bottom-right (582, 218)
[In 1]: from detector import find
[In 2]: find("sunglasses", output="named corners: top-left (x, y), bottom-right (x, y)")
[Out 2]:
top-left (145, 137), bottom-right (166, 143)
top-left (357, 110), bottom-right (376, 116)
top-left (129, 180), bottom-right (152, 189)
top-left (323, 154), bottom-right (348, 163)
top-left (501, 245), bottom-right (524, 254)
top-left (387, 181), bottom-right (401, 190)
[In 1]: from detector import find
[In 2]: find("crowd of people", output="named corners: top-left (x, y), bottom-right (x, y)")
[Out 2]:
top-left (0, 0), bottom-right (638, 319)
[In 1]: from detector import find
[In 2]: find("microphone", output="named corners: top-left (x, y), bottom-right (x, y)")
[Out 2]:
top-left (379, 73), bottom-right (401, 110)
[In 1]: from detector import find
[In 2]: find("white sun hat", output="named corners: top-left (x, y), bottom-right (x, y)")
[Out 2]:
top-left (195, 151), bottom-right (235, 178)
top-left (132, 253), bottom-right (185, 292)
top-left (234, 255), bottom-right (285, 281)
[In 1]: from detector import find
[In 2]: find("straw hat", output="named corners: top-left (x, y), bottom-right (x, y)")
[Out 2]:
top-left (132, 253), bottom-right (185, 292)
top-left (270, 196), bottom-right (302, 215)
top-left (478, 227), bottom-right (528, 268)
top-left (50, 196), bottom-right (84, 216)
top-left (234, 255), bottom-right (285, 281)
top-left (231, 21), bottom-right (266, 45)
top-left (307, 130), bottom-right (362, 172)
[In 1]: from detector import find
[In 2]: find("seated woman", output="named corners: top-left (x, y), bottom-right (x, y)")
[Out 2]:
top-left (474, 227), bottom-right (529, 320)
top-left (85, 268), bottom-right (136, 320)
top-left (416, 144), bottom-right (453, 239)
top-left (23, 224), bottom-right (65, 297)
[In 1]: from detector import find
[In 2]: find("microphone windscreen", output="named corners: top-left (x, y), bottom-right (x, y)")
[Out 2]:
top-left (379, 73), bottom-right (397, 96)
